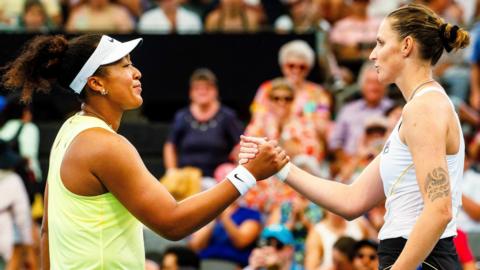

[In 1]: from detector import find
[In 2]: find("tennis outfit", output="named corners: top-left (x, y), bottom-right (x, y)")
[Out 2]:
top-left (378, 88), bottom-right (464, 270)
top-left (47, 114), bottom-right (144, 269)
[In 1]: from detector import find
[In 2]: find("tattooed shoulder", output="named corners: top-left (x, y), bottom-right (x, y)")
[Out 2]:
top-left (424, 167), bottom-right (450, 202)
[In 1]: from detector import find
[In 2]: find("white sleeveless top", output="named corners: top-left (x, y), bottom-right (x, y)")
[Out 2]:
top-left (378, 88), bottom-right (464, 240)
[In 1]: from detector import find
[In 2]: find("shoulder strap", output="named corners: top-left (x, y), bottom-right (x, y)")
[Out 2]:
top-left (11, 123), bottom-right (25, 142)
top-left (9, 123), bottom-right (25, 153)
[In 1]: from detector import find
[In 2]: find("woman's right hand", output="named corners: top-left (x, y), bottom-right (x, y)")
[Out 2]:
top-left (239, 136), bottom-right (289, 180)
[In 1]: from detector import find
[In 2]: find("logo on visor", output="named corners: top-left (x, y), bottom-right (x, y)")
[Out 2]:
top-left (108, 38), bottom-right (114, 42)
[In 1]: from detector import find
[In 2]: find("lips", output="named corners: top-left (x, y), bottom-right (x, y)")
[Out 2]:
top-left (133, 83), bottom-right (142, 93)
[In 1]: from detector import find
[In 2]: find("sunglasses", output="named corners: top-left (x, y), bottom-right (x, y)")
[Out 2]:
top-left (264, 237), bottom-right (285, 251)
top-left (355, 253), bottom-right (377, 261)
top-left (270, 95), bottom-right (294, 103)
top-left (285, 63), bottom-right (308, 71)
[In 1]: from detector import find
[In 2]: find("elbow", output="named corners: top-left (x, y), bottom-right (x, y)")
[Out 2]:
top-left (160, 225), bottom-right (188, 241)
top-left (432, 203), bottom-right (453, 226)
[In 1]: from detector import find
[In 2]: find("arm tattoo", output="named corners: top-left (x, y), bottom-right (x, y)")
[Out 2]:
top-left (424, 167), bottom-right (450, 202)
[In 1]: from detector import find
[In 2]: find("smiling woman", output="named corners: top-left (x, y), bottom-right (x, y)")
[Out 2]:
top-left (1, 34), bottom-right (289, 269)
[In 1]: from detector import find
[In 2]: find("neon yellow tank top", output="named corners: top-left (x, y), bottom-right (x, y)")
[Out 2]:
top-left (47, 114), bottom-right (144, 269)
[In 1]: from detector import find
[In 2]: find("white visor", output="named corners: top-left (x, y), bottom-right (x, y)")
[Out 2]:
top-left (69, 35), bottom-right (142, 93)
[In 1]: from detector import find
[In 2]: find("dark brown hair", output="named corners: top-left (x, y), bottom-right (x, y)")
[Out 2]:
top-left (387, 3), bottom-right (470, 65)
top-left (2, 34), bottom-right (107, 103)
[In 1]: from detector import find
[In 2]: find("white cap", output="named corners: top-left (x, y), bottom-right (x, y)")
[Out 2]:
top-left (69, 35), bottom-right (142, 93)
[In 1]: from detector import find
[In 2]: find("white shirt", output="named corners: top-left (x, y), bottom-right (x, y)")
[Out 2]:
top-left (138, 7), bottom-right (202, 34)
top-left (0, 120), bottom-right (41, 181)
top-left (0, 170), bottom-right (32, 261)
top-left (457, 169), bottom-right (480, 232)
top-left (379, 88), bottom-right (464, 240)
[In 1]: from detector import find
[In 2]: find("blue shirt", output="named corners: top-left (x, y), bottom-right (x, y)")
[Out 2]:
top-left (199, 206), bottom-right (261, 267)
top-left (167, 106), bottom-right (243, 177)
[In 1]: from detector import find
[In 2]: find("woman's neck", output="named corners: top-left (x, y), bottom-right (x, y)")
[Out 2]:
top-left (80, 103), bottom-right (122, 132)
top-left (395, 63), bottom-right (434, 102)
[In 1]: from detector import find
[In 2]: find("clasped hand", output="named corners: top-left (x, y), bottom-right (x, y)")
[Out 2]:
top-left (238, 135), bottom-right (289, 180)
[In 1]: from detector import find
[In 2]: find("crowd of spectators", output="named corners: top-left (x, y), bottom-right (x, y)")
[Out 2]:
top-left (1, 0), bottom-right (480, 269)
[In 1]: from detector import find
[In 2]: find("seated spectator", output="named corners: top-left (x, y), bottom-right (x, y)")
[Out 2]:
top-left (7, 0), bottom-right (56, 32)
top-left (245, 224), bottom-right (296, 270)
top-left (138, 0), bottom-right (202, 34)
top-left (205, 0), bottom-right (261, 33)
top-left (304, 211), bottom-right (373, 270)
top-left (189, 160), bottom-right (261, 269)
top-left (0, 95), bottom-right (42, 193)
top-left (250, 40), bottom-right (332, 162)
top-left (189, 199), bottom-right (262, 268)
top-left (274, 0), bottom-right (330, 34)
top-left (329, 0), bottom-right (381, 66)
top-left (160, 245), bottom-right (200, 270)
top-left (268, 193), bottom-right (322, 269)
top-left (328, 62), bottom-right (392, 178)
top-left (352, 239), bottom-right (378, 270)
top-left (163, 68), bottom-right (243, 177)
top-left (0, 141), bottom-right (35, 269)
top-left (337, 115), bottom-right (388, 183)
top-left (0, 0), bottom-right (61, 27)
top-left (65, 0), bottom-right (135, 33)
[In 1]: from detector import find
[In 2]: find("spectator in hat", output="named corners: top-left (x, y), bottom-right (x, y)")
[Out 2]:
top-left (245, 224), bottom-right (296, 270)
top-left (0, 140), bottom-right (35, 269)
top-left (163, 68), bottom-right (243, 178)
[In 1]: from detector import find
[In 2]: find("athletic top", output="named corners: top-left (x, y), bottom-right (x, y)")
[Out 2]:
top-left (379, 88), bottom-right (464, 240)
top-left (47, 114), bottom-right (144, 269)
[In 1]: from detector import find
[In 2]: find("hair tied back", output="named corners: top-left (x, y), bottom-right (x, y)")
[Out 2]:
top-left (440, 23), bottom-right (459, 52)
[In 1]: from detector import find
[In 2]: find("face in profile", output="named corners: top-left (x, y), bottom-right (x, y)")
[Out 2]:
top-left (369, 18), bottom-right (403, 85)
top-left (96, 55), bottom-right (143, 110)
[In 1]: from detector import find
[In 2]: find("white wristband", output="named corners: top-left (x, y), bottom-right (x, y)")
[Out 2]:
top-left (227, 165), bottom-right (257, 195)
top-left (275, 162), bottom-right (291, 182)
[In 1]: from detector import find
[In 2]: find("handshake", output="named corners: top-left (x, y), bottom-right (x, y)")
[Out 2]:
top-left (236, 135), bottom-right (290, 181)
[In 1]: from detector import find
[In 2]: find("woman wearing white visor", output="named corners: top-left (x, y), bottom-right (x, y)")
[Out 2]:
top-left (1, 34), bottom-right (289, 269)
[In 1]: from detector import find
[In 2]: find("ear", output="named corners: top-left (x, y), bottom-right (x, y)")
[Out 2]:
top-left (401, 36), bottom-right (414, 58)
top-left (86, 76), bottom-right (105, 94)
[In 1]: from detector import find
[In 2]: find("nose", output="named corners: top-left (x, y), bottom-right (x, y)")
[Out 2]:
top-left (133, 66), bottom-right (142, 80)
top-left (369, 47), bottom-right (377, 61)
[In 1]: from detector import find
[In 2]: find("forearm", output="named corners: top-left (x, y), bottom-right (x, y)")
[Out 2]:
top-left (156, 180), bottom-right (240, 240)
top-left (41, 229), bottom-right (49, 270)
top-left (391, 206), bottom-right (451, 270)
top-left (189, 222), bottom-right (215, 251)
top-left (462, 195), bottom-right (480, 221)
top-left (163, 143), bottom-right (177, 169)
top-left (286, 165), bottom-right (355, 219)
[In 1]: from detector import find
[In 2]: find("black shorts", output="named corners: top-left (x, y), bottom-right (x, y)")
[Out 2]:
top-left (378, 237), bottom-right (461, 270)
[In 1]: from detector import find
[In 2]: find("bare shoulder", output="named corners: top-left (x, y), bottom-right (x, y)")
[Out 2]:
top-left (402, 90), bottom-right (451, 126)
top-left (67, 127), bottom-right (139, 165)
